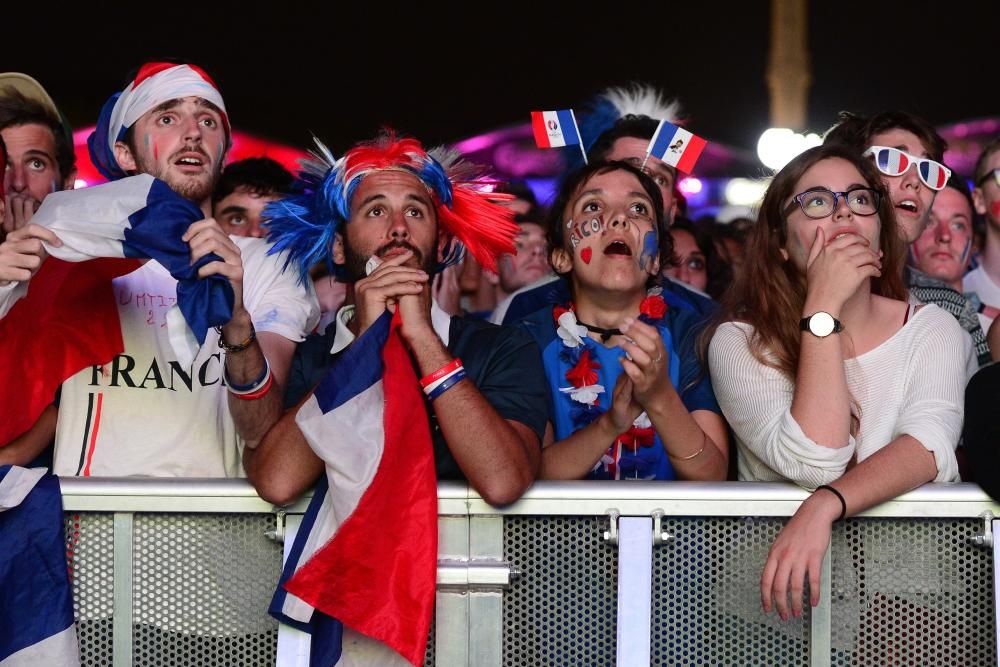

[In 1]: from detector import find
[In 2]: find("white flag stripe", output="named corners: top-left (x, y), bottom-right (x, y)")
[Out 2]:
top-left (31, 174), bottom-right (158, 261)
top-left (660, 127), bottom-right (694, 168)
top-left (541, 110), bottom-right (567, 148)
top-left (0, 625), bottom-right (80, 667)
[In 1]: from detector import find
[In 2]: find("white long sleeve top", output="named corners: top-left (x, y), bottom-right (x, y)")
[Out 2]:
top-left (708, 304), bottom-right (967, 487)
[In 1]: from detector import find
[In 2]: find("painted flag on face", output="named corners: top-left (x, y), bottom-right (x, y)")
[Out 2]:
top-left (0, 466), bottom-right (81, 666)
top-left (646, 120), bottom-right (708, 174)
top-left (531, 110), bottom-right (583, 148)
top-left (270, 311), bottom-right (437, 667)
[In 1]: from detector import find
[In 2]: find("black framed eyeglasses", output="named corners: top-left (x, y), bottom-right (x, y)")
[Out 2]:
top-left (977, 168), bottom-right (1000, 189)
top-left (785, 187), bottom-right (881, 220)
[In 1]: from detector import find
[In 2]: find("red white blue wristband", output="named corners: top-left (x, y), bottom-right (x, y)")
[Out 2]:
top-left (420, 358), bottom-right (463, 389)
top-left (226, 359), bottom-right (271, 396)
top-left (423, 364), bottom-right (465, 396)
top-left (426, 369), bottom-right (467, 401)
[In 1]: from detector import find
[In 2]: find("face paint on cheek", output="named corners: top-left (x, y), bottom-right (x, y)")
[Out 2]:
top-left (638, 231), bottom-right (658, 270)
top-left (580, 247), bottom-right (592, 264)
top-left (216, 142), bottom-right (224, 169)
top-left (960, 238), bottom-right (972, 265)
top-left (992, 201), bottom-right (1000, 220)
top-left (569, 216), bottom-right (605, 248)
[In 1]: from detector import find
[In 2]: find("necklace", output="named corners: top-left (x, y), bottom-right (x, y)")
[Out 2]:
top-left (573, 319), bottom-right (622, 343)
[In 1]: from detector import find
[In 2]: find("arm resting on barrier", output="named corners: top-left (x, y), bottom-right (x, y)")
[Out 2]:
top-left (761, 434), bottom-right (937, 621)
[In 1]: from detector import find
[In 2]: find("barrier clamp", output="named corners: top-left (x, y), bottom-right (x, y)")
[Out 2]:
top-left (603, 509), bottom-right (621, 545)
top-left (969, 511), bottom-right (994, 549)
top-left (651, 509), bottom-right (673, 546)
top-left (266, 509), bottom-right (287, 544)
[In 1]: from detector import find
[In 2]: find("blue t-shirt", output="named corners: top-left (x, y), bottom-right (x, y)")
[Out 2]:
top-left (520, 302), bottom-right (720, 481)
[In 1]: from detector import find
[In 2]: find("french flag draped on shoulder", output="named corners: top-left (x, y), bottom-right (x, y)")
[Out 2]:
top-left (0, 466), bottom-right (80, 667)
top-left (646, 120), bottom-right (708, 174)
top-left (27, 173), bottom-right (234, 344)
top-left (531, 109), bottom-right (583, 148)
top-left (270, 311), bottom-right (438, 667)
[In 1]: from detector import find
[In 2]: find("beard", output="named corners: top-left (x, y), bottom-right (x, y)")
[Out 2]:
top-left (136, 147), bottom-right (220, 205)
top-left (340, 236), bottom-right (437, 281)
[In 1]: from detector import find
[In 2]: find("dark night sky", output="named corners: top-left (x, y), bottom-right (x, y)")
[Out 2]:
top-left (4, 2), bottom-right (995, 156)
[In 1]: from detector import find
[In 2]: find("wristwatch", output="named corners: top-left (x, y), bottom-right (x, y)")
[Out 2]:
top-left (800, 312), bottom-right (843, 338)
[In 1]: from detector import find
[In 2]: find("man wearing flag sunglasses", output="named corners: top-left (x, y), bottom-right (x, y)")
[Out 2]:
top-left (963, 137), bottom-right (1000, 322)
top-left (825, 111), bottom-right (989, 369)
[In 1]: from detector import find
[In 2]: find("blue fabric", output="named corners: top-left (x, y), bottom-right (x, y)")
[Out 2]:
top-left (87, 93), bottom-right (128, 181)
top-left (0, 467), bottom-right (75, 662)
top-left (122, 178), bottom-right (234, 344)
top-left (501, 275), bottom-right (718, 327)
top-left (520, 300), bottom-right (721, 480)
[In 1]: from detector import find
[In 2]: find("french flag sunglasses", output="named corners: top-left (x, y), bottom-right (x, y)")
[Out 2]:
top-left (863, 146), bottom-right (951, 191)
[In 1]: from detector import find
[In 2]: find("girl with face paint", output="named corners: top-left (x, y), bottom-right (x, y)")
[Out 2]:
top-left (704, 144), bottom-right (969, 621)
top-left (519, 161), bottom-right (729, 482)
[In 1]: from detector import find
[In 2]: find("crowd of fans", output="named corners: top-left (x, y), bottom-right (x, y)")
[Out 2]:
top-left (2, 63), bottom-right (1000, 622)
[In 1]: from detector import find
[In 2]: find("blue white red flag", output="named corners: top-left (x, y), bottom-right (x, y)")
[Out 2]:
top-left (919, 160), bottom-right (948, 190)
top-left (270, 312), bottom-right (438, 667)
top-left (26, 174), bottom-right (234, 344)
top-left (531, 110), bottom-right (583, 148)
top-left (646, 120), bottom-right (707, 174)
top-left (0, 466), bottom-right (80, 666)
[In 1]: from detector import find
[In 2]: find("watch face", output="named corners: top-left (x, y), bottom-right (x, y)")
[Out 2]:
top-left (809, 312), bottom-right (836, 337)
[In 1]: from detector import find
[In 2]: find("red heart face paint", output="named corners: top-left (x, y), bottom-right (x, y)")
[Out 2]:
top-left (991, 201), bottom-right (1000, 220)
top-left (581, 247), bottom-right (592, 264)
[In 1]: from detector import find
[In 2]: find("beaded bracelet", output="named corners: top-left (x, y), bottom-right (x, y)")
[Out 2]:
top-left (216, 322), bottom-right (256, 353)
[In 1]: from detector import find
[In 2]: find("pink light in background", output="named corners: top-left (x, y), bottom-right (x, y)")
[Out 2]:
top-left (72, 127), bottom-right (310, 187)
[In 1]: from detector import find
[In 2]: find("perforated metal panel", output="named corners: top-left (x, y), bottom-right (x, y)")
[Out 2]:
top-left (830, 518), bottom-right (995, 666)
top-left (652, 516), bottom-right (811, 666)
top-left (130, 513), bottom-right (280, 665)
top-left (503, 516), bottom-right (618, 666)
top-left (66, 512), bottom-right (114, 667)
top-left (423, 615), bottom-right (435, 666)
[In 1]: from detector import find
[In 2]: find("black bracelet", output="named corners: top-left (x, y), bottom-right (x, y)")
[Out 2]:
top-left (815, 484), bottom-right (847, 521)
top-left (216, 321), bottom-right (256, 353)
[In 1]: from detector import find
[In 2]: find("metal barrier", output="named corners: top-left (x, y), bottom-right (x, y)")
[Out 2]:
top-left (62, 479), bottom-right (1000, 666)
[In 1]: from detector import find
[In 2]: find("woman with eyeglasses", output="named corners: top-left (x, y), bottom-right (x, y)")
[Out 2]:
top-left (705, 144), bottom-right (968, 620)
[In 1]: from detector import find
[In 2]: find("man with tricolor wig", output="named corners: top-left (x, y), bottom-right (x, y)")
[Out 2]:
top-left (0, 61), bottom-right (318, 476)
top-left (247, 133), bottom-right (547, 665)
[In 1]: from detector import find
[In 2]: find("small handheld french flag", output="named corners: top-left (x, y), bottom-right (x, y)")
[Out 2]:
top-left (646, 120), bottom-right (707, 174)
top-left (531, 110), bottom-right (582, 148)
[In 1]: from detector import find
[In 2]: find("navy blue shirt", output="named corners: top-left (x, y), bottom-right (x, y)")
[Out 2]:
top-left (286, 316), bottom-right (550, 481)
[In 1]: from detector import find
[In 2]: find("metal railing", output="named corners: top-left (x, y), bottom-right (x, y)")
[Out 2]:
top-left (62, 479), bottom-right (1000, 666)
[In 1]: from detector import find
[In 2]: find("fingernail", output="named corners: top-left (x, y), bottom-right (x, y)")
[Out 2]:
top-left (780, 612), bottom-right (788, 621)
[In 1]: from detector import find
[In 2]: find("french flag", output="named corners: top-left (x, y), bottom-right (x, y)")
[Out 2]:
top-left (531, 110), bottom-right (582, 148)
top-left (646, 120), bottom-right (707, 174)
top-left (0, 466), bottom-right (80, 667)
top-left (270, 312), bottom-right (437, 667)
top-left (28, 173), bottom-right (234, 344)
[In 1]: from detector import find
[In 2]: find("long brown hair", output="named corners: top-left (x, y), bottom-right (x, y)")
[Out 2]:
top-left (701, 144), bottom-right (907, 380)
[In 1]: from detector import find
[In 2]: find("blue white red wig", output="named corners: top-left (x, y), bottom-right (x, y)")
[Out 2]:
top-left (265, 133), bottom-right (519, 282)
top-left (87, 62), bottom-right (230, 181)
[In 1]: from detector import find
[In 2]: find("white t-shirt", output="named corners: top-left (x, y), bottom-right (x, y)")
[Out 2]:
top-left (53, 237), bottom-right (319, 478)
top-left (963, 266), bottom-right (1000, 331)
top-left (708, 305), bottom-right (967, 488)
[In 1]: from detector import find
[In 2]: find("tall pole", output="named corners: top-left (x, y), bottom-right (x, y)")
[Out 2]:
top-left (766, 0), bottom-right (811, 130)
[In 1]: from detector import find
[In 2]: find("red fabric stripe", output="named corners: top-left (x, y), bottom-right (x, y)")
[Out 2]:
top-left (284, 313), bottom-right (437, 666)
top-left (0, 258), bottom-right (139, 446)
top-left (82, 393), bottom-right (104, 477)
top-left (675, 135), bottom-right (707, 174)
top-left (132, 62), bottom-right (178, 87)
top-left (531, 112), bottom-right (551, 148)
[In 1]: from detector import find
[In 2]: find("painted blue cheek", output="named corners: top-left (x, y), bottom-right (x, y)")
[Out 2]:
top-left (639, 231), bottom-right (658, 268)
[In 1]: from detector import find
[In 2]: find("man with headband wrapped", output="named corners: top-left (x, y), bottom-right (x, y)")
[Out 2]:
top-left (247, 133), bottom-right (549, 508)
top-left (2, 62), bottom-right (318, 476)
